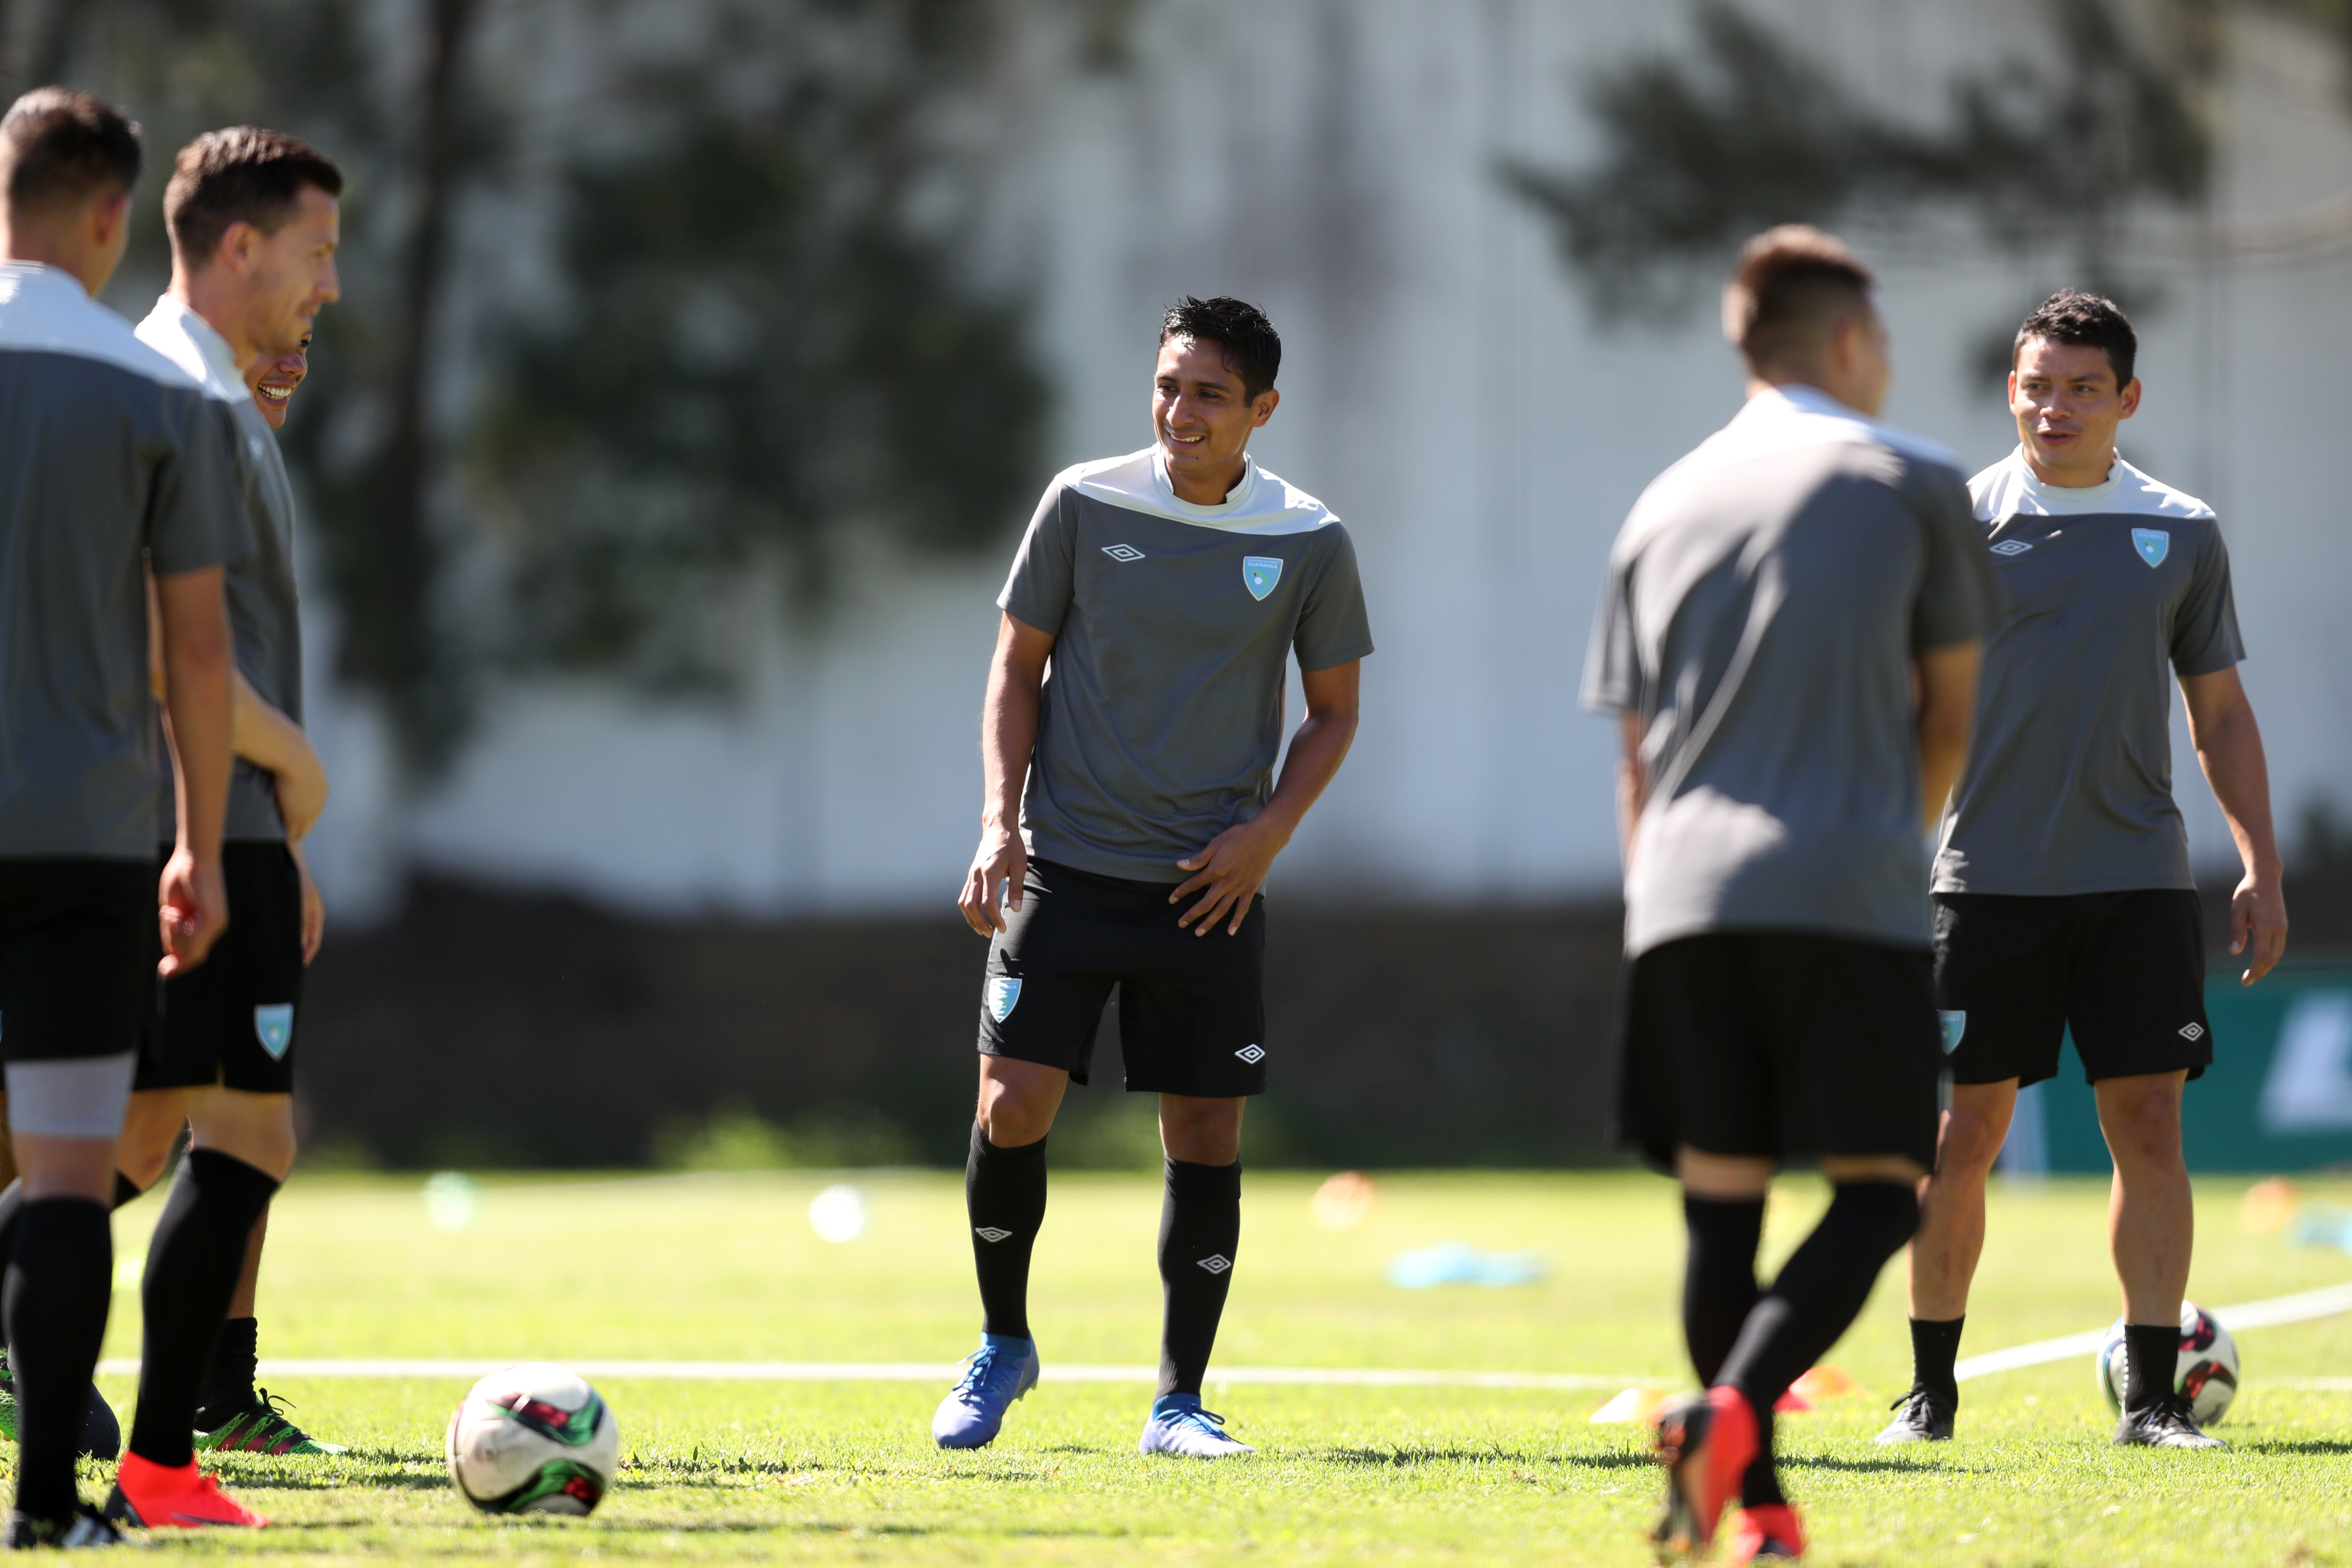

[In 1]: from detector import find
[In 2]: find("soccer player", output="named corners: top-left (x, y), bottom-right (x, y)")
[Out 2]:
top-left (931, 297), bottom-right (1371, 1458)
top-left (110, 129), bottom-right (343, 1469)
top-left (1880, 291), bottom-right (2285, 1451)
top-left (1585, 227), bottom-right (1992, 1562)
top-left (0, 87), bottom-right (244, 1546)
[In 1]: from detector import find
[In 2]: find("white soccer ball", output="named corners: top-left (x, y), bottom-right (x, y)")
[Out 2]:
top-left (446, 1362), bottom-right (619, 1516)
top-left (2095, 1302), bottom-right (2239, 1425)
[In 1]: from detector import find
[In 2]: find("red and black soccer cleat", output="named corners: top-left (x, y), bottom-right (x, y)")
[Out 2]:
top-left (1651, 1384), bottom-right (1760, 1561)
top-left (104, 1452), bottom-right (267, 1528)
top-left (1726, 1502), bottom-right (1806, 1563)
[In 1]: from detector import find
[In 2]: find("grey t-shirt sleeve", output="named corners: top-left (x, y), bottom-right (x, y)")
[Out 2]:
top-left (2171, 521), bottom-right (2245, 676)
top-left (1580, 553), bottom-right (1640, 714)
top-left (1292, 527), bottom-right (1374, 670)
top-left (996, 484), bottom-right (1077, 635)
top-left (1910, 465), bottom-right (1996, 651)
top-left (147, 395), bottom-right (248, 578)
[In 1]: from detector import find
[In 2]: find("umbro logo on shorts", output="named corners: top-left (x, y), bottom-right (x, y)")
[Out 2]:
top-left (1234, 1044), bottom-right (1265, 1064)
top-left (2179, 1022), bottom-right (2207, 1041)
top-left (974, 1227), bottom-right (1013, 1243)
top-left (1197, 1255), bottom-right (1232, 1274)
top-left (1101, 543), bottom-right (1145, 562)
top-left (1991, 539), bottom-right (2033, 556)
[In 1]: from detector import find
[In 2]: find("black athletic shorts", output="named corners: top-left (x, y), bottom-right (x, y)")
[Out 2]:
top-left (1616, 931), bottom-right (1943, 1174)
top-left (141, 841), bottom-right (303, 1095)
top-left (977, 857), bottom-right (1267, 1097)
top-left (0, 858), bottom-right (158, 1064)
top-left (1934, 890), bottom-right (2210, 1089)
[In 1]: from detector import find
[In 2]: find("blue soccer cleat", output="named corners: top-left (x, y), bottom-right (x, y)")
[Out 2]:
top-left (931, 1334), bottom-right (1040, 1449)
top-left (1138, 1393), bottom-right (1256, 1458)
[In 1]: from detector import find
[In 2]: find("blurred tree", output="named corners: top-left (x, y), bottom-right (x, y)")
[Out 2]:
top-left (1504, 0), bottom-right (2222, 321)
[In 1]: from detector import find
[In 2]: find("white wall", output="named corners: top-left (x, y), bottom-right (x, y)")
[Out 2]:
top-left (300, 0), bottom-right (2352, 922)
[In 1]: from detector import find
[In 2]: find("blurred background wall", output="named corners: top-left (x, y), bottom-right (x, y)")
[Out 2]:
top-left (13, 0), bottom-right (2352, 1166)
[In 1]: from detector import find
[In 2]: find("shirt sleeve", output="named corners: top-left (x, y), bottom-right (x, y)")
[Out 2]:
top-left (2170, 518), bottom-right (2245, 676)
top-left (1292, 525), bottom-right (1375, 671)
top-left (1579, 548), bottom-right (1641, 714)
top-left (146, 394), bottom-right (251, 578)
top-left (1910, 463), bottom-right (1997, 651)
top-left (995, 483), bottom-right (1077, 635)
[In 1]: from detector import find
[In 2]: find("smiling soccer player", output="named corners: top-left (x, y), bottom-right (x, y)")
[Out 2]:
top-left (932, 297), bottom-right (1372, 1458)
top-left (1883, 291), bottom-right (2286, 1451)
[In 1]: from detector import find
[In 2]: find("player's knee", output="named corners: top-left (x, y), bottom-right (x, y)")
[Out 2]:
top-left (1938, 1109), bottom-right (2009, 1178)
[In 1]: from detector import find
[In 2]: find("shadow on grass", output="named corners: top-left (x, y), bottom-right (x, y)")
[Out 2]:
top-left (2233, 1438), bottom-right (2352, 1456)
top-left (1324, 1446), bottom-right (1653, 1471)
top-left (1778, 1453), bottom-right (1975, 1476)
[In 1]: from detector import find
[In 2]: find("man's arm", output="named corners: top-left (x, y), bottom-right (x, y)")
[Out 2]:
top-left (2180, 665), bottom-right (2287, 985)
top-left (1171, 660), bottom-right (1361, 937)
top-left (155, 566), bottom-right (236, 975)
top-left (957, 612), bottom-right (1055, 937)
top-left (148, 574), bottom-right (329, 839)
top-left (1615, 711), bottom-right (1648, 874)
top-left (1915, 641), bottom-right (1980, 833)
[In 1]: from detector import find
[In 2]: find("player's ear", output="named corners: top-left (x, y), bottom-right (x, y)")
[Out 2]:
top-left (1251, 387), bottom-right (1280, 427)
top-left (2117, 377), bottom-right (2142, 420)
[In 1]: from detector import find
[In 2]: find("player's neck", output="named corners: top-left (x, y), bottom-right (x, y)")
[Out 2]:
top-left (1164, 449), bottom-right (1250, 507)
top-left (2, 227), bottom-right (100, 296)
top-left (168, 266), bottom-right (260, 372)
top-left (2020, 442), bottom-right (2116, 490)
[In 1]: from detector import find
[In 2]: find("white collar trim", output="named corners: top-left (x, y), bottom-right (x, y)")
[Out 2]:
top-left (1062, 445), bottom-right (1338, 535)
top-left (135, 294), bottom-right (247, 404)
top-left (0, 263), bottom-right (201, 389)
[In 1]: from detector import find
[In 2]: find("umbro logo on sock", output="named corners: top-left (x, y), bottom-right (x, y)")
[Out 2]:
top-left (1991, 539), bottom-right (2033, 556)
top-left (2179, 1023), bottom-right (2206, 1041)
top-left (1102, 544), bottom-right (1145, 562)
top-left (1197, 1255), bottom-right (1232, 1274)
top-left (1234, 1044), bottom-right (1265, 1064)
top-left (974, 1227), bottom-right (1013, 1243)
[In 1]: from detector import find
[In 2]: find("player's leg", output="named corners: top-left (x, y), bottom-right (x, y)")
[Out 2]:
top-left (2070, 889), bottom-right (2220, 1449)
top-left (1130, 887), bottom-right (1262, 1459)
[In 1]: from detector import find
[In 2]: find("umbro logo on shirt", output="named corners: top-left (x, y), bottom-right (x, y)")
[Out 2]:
top-left (974, 1227), bottom-right (1013, 1243)
top-left (2180, 1023), bottom-right (2206, 1041)
top-left (1102, 544), bottom-right (1145, 562)
top-left (1197, 1255), bottom-right (1232, 1274)
top-left (1234, 1044), bottom-right (1265, 1064)
top-left (1991, 540), bottom-right (2033, 556)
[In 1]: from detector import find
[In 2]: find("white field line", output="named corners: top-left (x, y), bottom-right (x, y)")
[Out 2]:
top-left (90, 1358), bottom-right (1635, 1390)
top-left (1953, 1281), bottom-right (2352, 1382)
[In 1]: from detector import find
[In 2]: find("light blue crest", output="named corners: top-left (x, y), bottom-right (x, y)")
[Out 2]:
top-left (985, 977), bottom-right (1022, 1023)
top-left (1939, 1010), bottom-right (1967, 1054)
top-left (2132, 528), bottom-right (2169, 568)
top-left (1242, 555), bottom-right (1282, 601)
top-left (253, 1002), bottom-right (294, 1061)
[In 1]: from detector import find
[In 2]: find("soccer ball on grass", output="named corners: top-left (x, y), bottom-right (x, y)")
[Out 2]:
top-left (446, 1362), bottom-right (619, 1516)
top-left (2094, 1302), bottom-right (2239, 1425)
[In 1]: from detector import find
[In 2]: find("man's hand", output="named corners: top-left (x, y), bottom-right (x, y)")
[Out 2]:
top-left (292, 840), bottom-right (326, 965)
top-left (959, 826), bottom-right (1027, 937)
top-left (2230, 870), bottom-right (2288, 986)
top-left (272, 730), bottom-right (330, 841)
top-left (1171, 815), bottom-right (1287, 937)
top-left (158, 845), bottom-right (228, 977)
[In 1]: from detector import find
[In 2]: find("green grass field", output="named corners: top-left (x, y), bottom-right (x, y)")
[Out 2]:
top-left (43, 1168), bottom-right (2352, 1564)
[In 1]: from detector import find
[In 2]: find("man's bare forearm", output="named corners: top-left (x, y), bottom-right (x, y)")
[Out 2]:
top-left (2195, 703), bottom-right (2282, 878)
top-left (980, 664), bottom-right (1040, 832)
top-left (231, 670), bottom-right (313, 778)
top-left (157, 570), bottom-right (235, 860)
top-left (1255, 705), bottom-right (1357, 842)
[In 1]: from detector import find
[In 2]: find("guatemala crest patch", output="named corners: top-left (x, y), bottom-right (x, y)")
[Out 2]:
top-left (1242, 556), bottom-right (1282, 601)
top-left (2131, 528), bottom-right (2169, 568)
top-left (1939, 1010), bottom-right (1967, 1054)
top-left (253, 1003), bottom-right (294, 1060)
top-left (985, 977), bottom-right (1022, 1023)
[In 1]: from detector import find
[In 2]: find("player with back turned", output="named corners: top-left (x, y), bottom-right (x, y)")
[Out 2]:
top-left (1584, 227), bottom-right (1993, 1564)
top-left (1880, 292), bottom-right (2286, 1451)
top-left (932, 297), bottom-right (1372, 1459)
top-left (0, 88), bottom-right (245, 1546)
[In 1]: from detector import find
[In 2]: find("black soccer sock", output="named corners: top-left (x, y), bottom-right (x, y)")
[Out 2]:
top-left (966, 1124), bottom-right (1047, 1341)
top-left (0, 1172), bottom-right (143, 1283)
top-left (2122, 1322), bottom-right (2180, 1413)
top-left (1909, 1314), bottom-right (1966, 1406)
top-left (4, 1198), bottom-right (113, 1524)
top-left (195, 1315), bottom-right (260, 1428)
top-left (1718, 1182), bottom-right (1920, 1508)
top-left (1158, 1157), bottom-right (1241, 1399)
top-left (126, 1150), bottom-right (279, 1468)
top-left (1681, 1194), bottom-right (1765, 1385)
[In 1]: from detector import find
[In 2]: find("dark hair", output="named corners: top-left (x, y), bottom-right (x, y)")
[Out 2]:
top-left (164, 126), bottom-right (343, 266)
top-left (1721, 225), bottom-right (1876, 373)
top-left (1159, 296), bottom-right (1281, 401)
top-left (0, 88), bottom-right (141, 217)
top-left (2012, 290), bottom-right (2136, 389)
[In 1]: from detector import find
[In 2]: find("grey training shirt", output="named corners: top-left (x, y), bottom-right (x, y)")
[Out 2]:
top-left (138, 296), bottom-right (303, 842)
top-left (999, 447), bottom-right (1374, 884)
top-left (1932, 450), bottom-right (2244, 896)
top-left (0, 263), bottom-right (247, 860)
top-left (1584, 385), bottom-right (1996, 958)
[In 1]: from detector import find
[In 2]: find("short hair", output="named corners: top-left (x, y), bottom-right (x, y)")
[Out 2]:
top-left (1159, 296), bottom-right (1281, 402)
top-left (164, 126), bottom-right (343, 267)
top-left (0, 88), bottom-right (141, 218)
top-left (2012, 290), bottom-right (2137, 389)
top-left (1721, 225), bottom-right (1877, 374)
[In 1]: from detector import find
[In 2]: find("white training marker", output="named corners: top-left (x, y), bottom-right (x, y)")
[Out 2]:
top-left (808, 1184), bottom-right (867, 1243)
